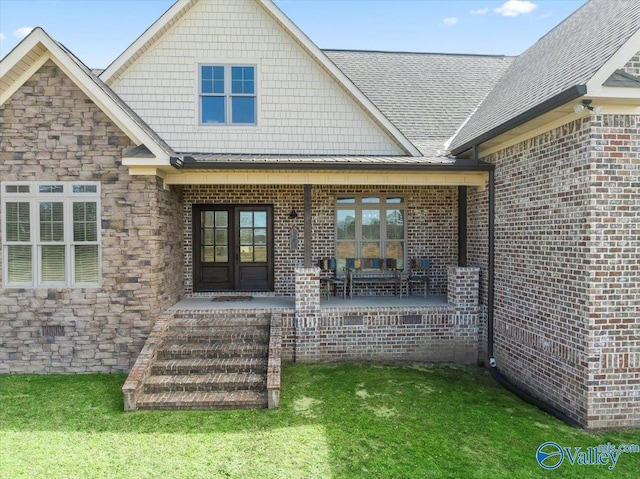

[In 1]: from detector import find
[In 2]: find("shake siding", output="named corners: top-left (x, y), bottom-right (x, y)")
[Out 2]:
top-left (0, 62), bottom-right (184, 373)
top-left (108, 0), bottom-right (403, 155)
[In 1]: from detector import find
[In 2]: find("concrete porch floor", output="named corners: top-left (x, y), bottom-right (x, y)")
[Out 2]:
top-left (169, 295), bottom-right (448, 311)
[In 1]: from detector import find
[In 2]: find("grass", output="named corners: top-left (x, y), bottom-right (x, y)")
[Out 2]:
top-left (1, 364), bottom-right (639, 478)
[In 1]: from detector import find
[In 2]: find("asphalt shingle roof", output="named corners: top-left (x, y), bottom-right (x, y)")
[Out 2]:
top-left (450, 0), bottom-right (640, 154)
top-left (324, 50), bottom-right (514, 156)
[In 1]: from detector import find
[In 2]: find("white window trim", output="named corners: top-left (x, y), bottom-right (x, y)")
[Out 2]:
top-left (334, 195), bottom-right (407, 271)
top-left (1, 181), bottom-right (101, 288)
top-left (198, 63), bottom-right (258, 126)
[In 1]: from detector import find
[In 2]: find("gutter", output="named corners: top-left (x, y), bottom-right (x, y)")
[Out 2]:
top-left (451, 85), bottom-right (587, 157)
top-left (485, 167), bottom-right (582, 428)
top-left (170, 158), bottom-right (494, 172)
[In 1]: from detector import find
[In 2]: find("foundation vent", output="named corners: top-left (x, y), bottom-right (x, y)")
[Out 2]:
top-left (343, 315), bottom-right (364, 326)
top-left (42, 325), bottom-right (65, 337)
top-left (402, 314), bottom-right (423, 325)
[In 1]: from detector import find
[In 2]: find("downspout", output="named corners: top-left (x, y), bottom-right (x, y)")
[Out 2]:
top-left (483, 152), bottom-right (581, 428)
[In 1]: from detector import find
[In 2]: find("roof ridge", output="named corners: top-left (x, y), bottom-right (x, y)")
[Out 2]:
top-left (323, 48), bottom-right (514, 59)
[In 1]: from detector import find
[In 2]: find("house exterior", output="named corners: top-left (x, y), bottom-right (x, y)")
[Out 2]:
top-left (0, 0), bottom-right (638, 429)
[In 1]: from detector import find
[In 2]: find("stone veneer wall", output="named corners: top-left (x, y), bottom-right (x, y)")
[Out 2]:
top-left (182, 184), bottom-right (457, 296)
top-left (468, 115), bottom-right (640, 430)
top-left (282, 266), bottom-right (480, 364)
top-left (0, 61), bottom-right (184, 373)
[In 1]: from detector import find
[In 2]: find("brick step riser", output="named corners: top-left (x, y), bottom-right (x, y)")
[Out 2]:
top-left (170, 321), bottom-right (269, 331)
top-left (144, 382), bottom-right (266, 394)
top-left (157, 350), bottom-right (268, 360)
top-left (162, 334), bottom-right (269, 344)
top-left (137, 401), bottom-right (268, 411)
top-left (151, 365), bottom-right (268, 375)
top-left (171, 318), bottom-right (270, 328)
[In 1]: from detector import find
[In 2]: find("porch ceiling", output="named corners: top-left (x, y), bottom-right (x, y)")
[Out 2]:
top-left (161, 169), bottom-right (489, 187)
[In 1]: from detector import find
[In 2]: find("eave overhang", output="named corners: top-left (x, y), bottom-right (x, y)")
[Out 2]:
top-left (450, 85), bottom-right (587, 157)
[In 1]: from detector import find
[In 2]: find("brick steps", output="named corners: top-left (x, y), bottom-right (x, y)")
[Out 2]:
top-left (137, 390), bottom-right (268, 411)
top-left (170, 316), bottom-right (270, 329)
top-left (151, 357), bottom-right (268, 375)
top-left (157, 342), bottom-right (268, 360)
top-left (163, 329), bottom-right (269, 344)
top-left (129, 312), bottom-right (274, 411)
top-left (144, 372), bottom-right (266, 393)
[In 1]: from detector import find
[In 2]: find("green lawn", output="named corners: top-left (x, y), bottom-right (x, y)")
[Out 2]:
top-left (1, 364), bottom-right (639, 478)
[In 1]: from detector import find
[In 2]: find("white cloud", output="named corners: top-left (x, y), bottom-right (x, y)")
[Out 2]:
top-left (470, 8), bottom-right (489, 15)
top-left (443, 17), bottom-right (459, 26)
top-left (0, 32), bottom-right (5, 41)
top-left (14, 27), bottom-right (34, 39)
top-left (494, 0), bottom-right (538, 17)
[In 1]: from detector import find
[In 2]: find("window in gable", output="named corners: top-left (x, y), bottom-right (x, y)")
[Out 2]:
top-left (2, 182), bottom-right (101, 288)
top-left (200, 65), bottom-right (256, 125)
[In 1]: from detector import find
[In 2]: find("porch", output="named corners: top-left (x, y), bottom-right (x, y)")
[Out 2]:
top-left (168, 294), bottom-right (448, 311)
top-left (123, 265), bottom-right (480, 411)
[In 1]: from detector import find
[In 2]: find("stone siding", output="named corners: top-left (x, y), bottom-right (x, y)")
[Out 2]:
top-left (0, 61), bottom-right (184, 373)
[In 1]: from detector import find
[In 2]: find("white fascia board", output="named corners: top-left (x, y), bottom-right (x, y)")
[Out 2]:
top-left (48, 45), bottom-right (171, 163)
top-left (1, 28), bottom-right (170, 163)
top-left (100, 0), bottom-right (192, 83)
top-left (257, 0), bottom-right (421, 157)
top-left (0, 54), bottom-right (49, 105)
top-left (0, 28), bottom-right (49, 104)
top-left (586, 85), bottom-right (640, 99)
top-left (586, 28), bottom-right (640, 93)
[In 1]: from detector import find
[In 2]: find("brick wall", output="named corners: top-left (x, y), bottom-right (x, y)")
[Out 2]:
top-left (108, 0), bottom-right (403, 155)
top-left (280, 266), bottom-right (480, 363)
top-left (586, 114), bottom-right (640, 430)
top-left (0, 61), bottom-right (184, 373)
top-left (182, 184), bottom-right (457, 296)
top-left (469, 115), bottom-right (640, 429)
top-left (622, 49), bottom-right (640, 76)
top-left (182, 184), bottom-right (305, 296)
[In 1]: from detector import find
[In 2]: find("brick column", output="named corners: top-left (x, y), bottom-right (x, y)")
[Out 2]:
top-left (294, 267), bottom-right (321, 362)
top-left (448, 266), bottom-right (480, 363)
top-left (448, 266), bottom-right (480, 311)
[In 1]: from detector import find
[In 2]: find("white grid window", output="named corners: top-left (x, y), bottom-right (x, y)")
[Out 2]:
top-left (2, 182), bottom-right (101, 288)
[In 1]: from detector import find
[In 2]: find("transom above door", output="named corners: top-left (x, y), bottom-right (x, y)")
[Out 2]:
top-left (193, 205), bottom-right (274, 292)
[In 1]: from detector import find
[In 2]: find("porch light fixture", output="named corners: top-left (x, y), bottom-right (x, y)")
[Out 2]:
top-left (288, 209), bottom-right (298, 219)
top-left (573, 99), bottom-right (602, 115)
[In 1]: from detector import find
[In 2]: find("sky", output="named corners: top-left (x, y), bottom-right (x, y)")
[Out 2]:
top-left (0, 0), bottom-right (588, 68)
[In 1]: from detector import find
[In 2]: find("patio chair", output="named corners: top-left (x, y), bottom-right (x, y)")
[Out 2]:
top-left (317, 258), bottom-right (346, 300)
top-left (407, 258), bottom-right (430, 298)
